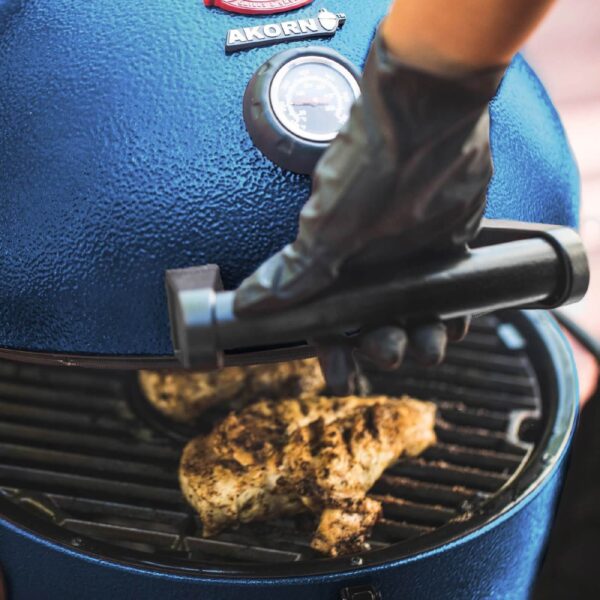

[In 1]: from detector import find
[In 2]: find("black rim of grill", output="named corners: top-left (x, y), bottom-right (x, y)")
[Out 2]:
top-left (0, 310), bottom-right (577, 579)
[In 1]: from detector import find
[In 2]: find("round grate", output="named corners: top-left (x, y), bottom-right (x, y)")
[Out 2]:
top-left (0, 315), bottom-right (542, 568)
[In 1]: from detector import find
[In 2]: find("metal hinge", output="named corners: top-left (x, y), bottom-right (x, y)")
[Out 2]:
top-left (340, 585), bottom-right (381, 600)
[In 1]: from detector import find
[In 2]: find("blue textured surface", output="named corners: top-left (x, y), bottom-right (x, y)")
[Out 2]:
top-left (0, 311), bottom-right (580, 599)
top-left (0, 0), bottom-right (580, 356)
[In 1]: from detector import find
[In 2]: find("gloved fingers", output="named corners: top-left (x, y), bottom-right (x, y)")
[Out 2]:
top-left (314, 339), bottom-right (368, 397)
top-left (445, 315), bottom-right (472, 342)
top-left (314, 317), bottom-right (463, 394)
top-left (356, 317), bottom-right (468, 371)
top-left (356, 326), bottom-right (408, 371)
top-left (408, 321), bottom-right (448, 367)
top-left (234, 244), bottom-right (334, 316)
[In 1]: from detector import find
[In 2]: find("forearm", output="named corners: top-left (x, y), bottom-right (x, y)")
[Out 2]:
top-left (382, 0), bottom-right (556, 75)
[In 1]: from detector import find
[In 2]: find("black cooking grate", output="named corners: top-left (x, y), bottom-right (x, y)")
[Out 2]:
top-left (0, 316), bottom-right (541, 565)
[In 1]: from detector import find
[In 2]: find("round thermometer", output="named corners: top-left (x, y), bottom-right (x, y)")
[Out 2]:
top-left (244, 47), bottom-right (361, 174)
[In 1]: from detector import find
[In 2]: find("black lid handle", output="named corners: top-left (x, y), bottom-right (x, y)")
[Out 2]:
top-left (166, 220), bottom-right (589, 369)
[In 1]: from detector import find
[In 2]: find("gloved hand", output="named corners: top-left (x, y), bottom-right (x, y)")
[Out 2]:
top-left (234, 31), bottom-right (506, 394)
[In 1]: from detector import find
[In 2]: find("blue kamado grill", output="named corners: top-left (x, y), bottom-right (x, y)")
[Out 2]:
top-left (0, 1), bottom-right (590, 599)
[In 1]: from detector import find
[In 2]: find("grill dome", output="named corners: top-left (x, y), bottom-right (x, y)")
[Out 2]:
top-left (0, 0), bottom-right (579, 357)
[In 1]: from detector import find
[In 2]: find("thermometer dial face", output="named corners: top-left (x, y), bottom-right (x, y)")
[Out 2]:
top-left (270, 55), bottom-right (361, 143)
top-left (244, 48), bottom-right (361, 174)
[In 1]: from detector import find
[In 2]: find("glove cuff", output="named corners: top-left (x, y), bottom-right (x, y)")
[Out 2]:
top-left (366, 30), bottom-right (506, 149)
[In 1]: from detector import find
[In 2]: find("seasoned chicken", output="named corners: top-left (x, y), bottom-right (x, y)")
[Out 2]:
top-left (180, 395), bottom-right (436, 556)
top-left (138, 358), bottom-right (324, 422)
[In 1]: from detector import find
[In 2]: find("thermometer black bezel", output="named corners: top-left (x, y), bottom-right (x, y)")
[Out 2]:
top-left (243, 46), bottom-right (361, 175)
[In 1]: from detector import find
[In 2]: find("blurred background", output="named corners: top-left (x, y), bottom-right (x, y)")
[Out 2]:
top-left (525, 1), bottom-right (600, 597)
top-left (527, 0), bottom-right (600, 403)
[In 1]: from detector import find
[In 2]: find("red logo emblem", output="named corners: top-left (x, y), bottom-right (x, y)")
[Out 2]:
top-left (205, 0), bottom-right (314, 15)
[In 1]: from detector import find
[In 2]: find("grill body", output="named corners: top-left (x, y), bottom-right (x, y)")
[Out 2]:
top-left (0, 311), bottom-right (578, 599)
top-left (0, 475), bottom-right (570, 600)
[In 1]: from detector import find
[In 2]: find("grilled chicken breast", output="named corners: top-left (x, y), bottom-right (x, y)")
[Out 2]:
top-left (139, 358), bottom-right (324, 422)
top-left (180, 395), bottom-right (436, 556)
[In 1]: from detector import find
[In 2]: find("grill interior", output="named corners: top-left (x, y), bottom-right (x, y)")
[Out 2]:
top-left (0, 315), bottom-right (542, 567)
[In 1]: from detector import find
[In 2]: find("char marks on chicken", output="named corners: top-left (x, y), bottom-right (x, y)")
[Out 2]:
top-left (180, 395), bottom-right (436, 556)
top-left (139, 358), bottom-right (324, 422)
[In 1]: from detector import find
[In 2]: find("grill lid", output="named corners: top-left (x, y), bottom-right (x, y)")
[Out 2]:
top-left (0, 0), bottom-right (579, 358)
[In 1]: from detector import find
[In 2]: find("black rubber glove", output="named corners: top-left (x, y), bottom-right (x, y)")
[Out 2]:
top-left (235, 31), bottom-right (505, 394)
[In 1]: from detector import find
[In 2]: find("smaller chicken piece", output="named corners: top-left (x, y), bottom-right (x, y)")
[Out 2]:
top-left (180, 395), bottom-right (436, 556)
top-left (138, 358), bottom-right (324, 422)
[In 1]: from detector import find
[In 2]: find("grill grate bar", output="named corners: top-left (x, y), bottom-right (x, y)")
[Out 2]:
top-left (372, 474), bottom-right (486, 509)
top-left (372, 518), bottom-right (435, 542)
top-left (399, 364), bottom-right (535, 396)
top-left (0, 381), bottom-right (123, 412)
top-left (0, 401), bottom-right (140, 436)
top-left (0, 464), bottom-right (183, 507)
top-left (444, 348), bottom-right (530, 375)
top-left (215, 526), bottom-right (317, 556)
top-left (0, 442), bottom-right (178, 485)
top-left (434, 420), bottom-right (526, 455)
top-left (389, 380), bottom-right (538, 410)
top-left (47, 494), bottom-right (189, 527)
top-left (435, 404), bottom-right (508, 431)
top-left (0, 421), bottom-right (180, 462)
top-left (185, 536), bottom-right (304, 563)
top-left (390, 459), bottom-right (510, 492)
top-left (0, 362), bottom-right (125, 395)
top-left (62, 519), bottom-right (184, 551)
top-left (423, 443), bottom-right (523, 472)
top-left (373, 495), bottom-right (456, 526)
